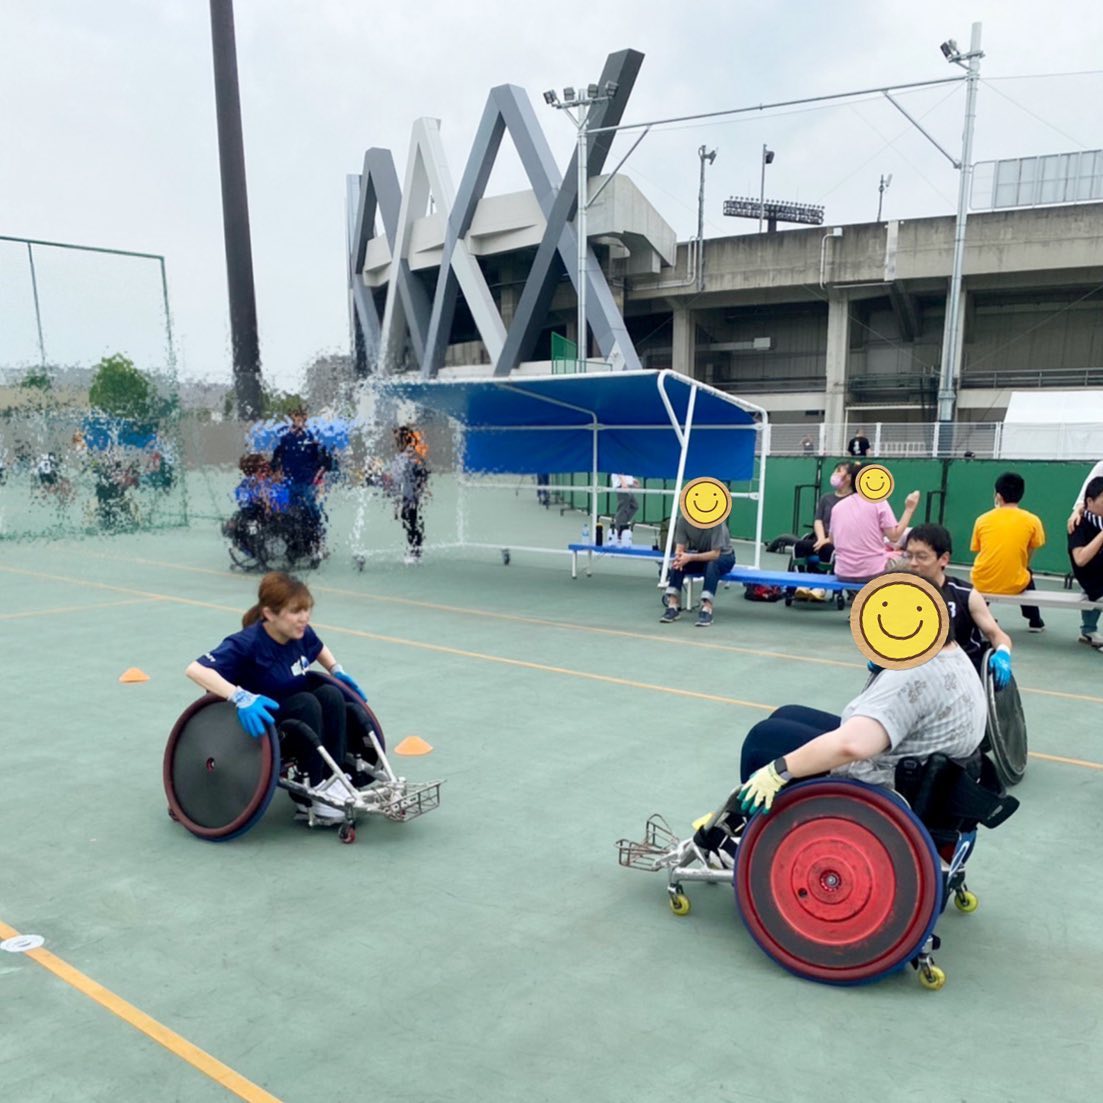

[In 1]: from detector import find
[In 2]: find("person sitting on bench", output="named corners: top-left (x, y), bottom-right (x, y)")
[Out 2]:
top-left (830, 465), bottom-right (920, 582)
top-left (1067, 475), bottom-right (1103, 651)
top-left (792, 460), bottom-right (855, 567)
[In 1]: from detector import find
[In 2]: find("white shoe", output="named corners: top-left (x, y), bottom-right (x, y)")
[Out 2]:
top-left (310, 775), bottom-right (352, 822)
top-left (621, 530), bottom-right (633, 548)
top-left (402, 554), bottom-right (417, 566)
top-left (605, 531), bottom-right (618, 548)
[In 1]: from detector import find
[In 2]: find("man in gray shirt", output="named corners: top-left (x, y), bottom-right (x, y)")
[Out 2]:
top-left (694, 601), bottom-right (985, 856)
top-left (661, 513), bottom-right (736, 628)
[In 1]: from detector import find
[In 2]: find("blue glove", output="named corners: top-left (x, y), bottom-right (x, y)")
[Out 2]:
top-left (330, 664), bottom-right (367, 702)
top-left (867, 660), bottom-right (882, 675)
top-left (988, 646), bottom-right (1012, 690)
top-left (230, 688), bottom-right (279, 738)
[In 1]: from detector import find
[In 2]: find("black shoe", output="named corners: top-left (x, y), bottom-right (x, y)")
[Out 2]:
top-left (660, 606), bottom-right (681, 623)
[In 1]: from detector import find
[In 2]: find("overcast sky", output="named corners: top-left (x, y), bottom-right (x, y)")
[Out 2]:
top-left (3, 0), bottom-right (1102, 392)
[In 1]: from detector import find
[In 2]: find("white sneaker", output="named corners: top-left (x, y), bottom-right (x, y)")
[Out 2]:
top-left (310, 775), bottom-right (351, 822)
top-left (402, 554), bottom-right (417, 566)
top-left (621, 530), bottom-right (633, 548)
top-left (605, 531), bottom-right (618, 548)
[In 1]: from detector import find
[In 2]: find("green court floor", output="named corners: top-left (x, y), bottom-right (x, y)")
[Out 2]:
top-left (2, 503), bottom-right (1101, 1102)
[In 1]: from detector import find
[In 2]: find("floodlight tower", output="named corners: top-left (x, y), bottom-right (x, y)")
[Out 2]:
top-left (877, 173), bottom-right (893, 222)
top-left (544, 80), bottom-right (619, 368)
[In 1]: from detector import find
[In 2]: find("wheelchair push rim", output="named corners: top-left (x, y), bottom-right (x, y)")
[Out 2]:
top-left (163, 695), bottom-right (280, 842)
top-left (734, 779), bottom-right (943, 985)
top-left (983, 665), bottom-right (1027, 788)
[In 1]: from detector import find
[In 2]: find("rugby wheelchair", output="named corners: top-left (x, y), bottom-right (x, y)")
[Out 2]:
top-left (978, 646), bottom-right (1028, 789)
top-left (616, 749), bottom-right (1018, 989)
top-left (163, 672), bottom-right (441, 844)
top-left (223, 496), bottom-right (326, 572)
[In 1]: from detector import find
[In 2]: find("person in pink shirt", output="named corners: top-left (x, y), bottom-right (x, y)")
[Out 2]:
top-left (828, 464), bottom-right (921, 580)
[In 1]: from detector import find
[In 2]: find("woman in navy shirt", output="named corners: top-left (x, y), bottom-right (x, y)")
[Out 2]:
top-left (184, 571), bottom-right (367, 821)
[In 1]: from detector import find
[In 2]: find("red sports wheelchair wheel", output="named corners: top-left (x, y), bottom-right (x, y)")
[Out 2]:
top-left (163, 696), bottom-right (280, 842)
top-left (735, 779), bottom-right (943, 985)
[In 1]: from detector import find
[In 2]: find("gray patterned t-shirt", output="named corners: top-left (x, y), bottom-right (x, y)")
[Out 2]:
top-left (833, 645), bottom-right (986, 787)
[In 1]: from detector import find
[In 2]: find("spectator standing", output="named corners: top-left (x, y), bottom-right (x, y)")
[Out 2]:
top-left (847, 427), bottom-right (871, 457)
top-left (970, 472), bottom-right (1046, 632)
top-left (1067, 475), bottom-right (1103, 650)
top-left (800, 433), bottom-right (815, 454)
top-left (388, 425), bottom-right (431, 564)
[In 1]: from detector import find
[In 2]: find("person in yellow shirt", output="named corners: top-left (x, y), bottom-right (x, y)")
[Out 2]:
top-left (970, 472), bottom-right (1046, 632)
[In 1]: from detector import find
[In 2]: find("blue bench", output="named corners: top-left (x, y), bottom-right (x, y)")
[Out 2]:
top-left (567, 543), bottom-right (867, 608)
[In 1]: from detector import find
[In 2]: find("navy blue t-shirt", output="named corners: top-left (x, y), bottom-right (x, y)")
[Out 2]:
top-left (197, 622), bottom-right (324, 701)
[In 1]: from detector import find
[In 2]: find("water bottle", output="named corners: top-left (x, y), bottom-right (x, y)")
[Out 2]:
top-left (582, 520), bottom-right (590, 544)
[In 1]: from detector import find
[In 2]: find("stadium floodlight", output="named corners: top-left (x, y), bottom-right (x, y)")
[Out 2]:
top-left (563, 86), bottom-right (576, 103)
top-left (604, 81), bottom-right (619, 96)
top-left (724, 196), bottom-right (825, 226)
top-left (543, 89), bottom-right (559, 105)
top-left (587, 82), bottom-right (600, 98)
top-left (940, 39), bottom-right (959, 59)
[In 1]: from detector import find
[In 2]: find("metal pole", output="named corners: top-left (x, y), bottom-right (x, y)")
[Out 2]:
top-left (696, 147), bottom-right (715, 292)
top-left (158, 256), bottom-right (178, 375)
top-left (576, 107), bottom-right (588, 372)
top-left (26, 243), bottom-right (46, 368)
top-left (209, 0), bottom-right (262, 418)
top-left (758, 144), bottom-right (767, 233)
top-left (936, 22), bottom-right (983, 442)
top-left (877, 176), bottom-right (885, 222)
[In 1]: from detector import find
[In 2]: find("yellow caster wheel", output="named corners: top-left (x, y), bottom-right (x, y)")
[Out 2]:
top-left (669, 893), bottom-right (691, 917)
top-left (919, 965), bottom-right (946, 990)
top-left (954, 890), bottom-right (979, 913)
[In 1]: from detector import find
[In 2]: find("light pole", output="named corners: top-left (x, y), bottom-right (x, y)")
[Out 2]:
top-left (936, 23), bottom-right (984, 442)
top-left (544, 81), bottom-right (618, 370)
top-left (758, 144), bottom-right (775, 233)
top-left (877, 172), bottom-right (893, 222)
top-left (697, 145), bottom-right (717, 291)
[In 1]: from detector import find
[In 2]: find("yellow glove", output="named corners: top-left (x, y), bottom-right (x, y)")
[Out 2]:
top-left (737, 758), bottom-right (791, 815)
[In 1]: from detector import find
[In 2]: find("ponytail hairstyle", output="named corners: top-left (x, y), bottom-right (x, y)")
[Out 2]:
top-left (242, 571), bottom-right (314, 628)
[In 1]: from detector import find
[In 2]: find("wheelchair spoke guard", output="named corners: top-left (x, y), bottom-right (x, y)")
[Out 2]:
top-left (735, 780), bottom-right (942, 985)
top-left (164, 696), bottom-right (279, 841)
top-left (984, 667), bottom-right (1027, 788)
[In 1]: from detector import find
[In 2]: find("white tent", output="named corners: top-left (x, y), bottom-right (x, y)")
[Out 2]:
top-left (999, 390), bottom-right (1103, 459)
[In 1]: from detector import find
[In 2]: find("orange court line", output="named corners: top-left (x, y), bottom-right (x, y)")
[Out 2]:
top-left (0, 598), bottom-right (155, 621)
top-left (94, 550), bottom-right (1103, 706)
top-left (5, 562), bottom-right (1103, 768)
top-left (0, 919), bottom-right (283, 1103)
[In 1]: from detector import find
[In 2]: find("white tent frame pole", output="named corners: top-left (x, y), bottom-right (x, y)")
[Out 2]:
top-left (752, 417), bottom-right (768, 569)
top-left (657, 372), bottom-right (696, 588)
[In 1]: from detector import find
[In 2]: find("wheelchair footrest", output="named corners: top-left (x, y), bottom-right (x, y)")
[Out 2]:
top-left (376, 779), bottom-right (442, 822)
top-left (616, 814), bottom-right (680, 870)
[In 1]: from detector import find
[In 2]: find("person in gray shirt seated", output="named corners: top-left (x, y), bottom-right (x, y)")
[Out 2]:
top-left (694, 579), bottom-right (986, 860)
top-left (660, 511), bottom-right (736, 629)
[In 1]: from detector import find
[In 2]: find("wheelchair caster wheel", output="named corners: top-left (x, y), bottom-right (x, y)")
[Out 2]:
top-left (918, 964), bottom-right (946, 990)
top-left (953, 889), bottom-right (978, 913)
top-left (834, 591), bottom-right (846, 610)
top-left (338, 823), bottom-right (356, 844)
top-left (668, 892), bottom-right (691, 917)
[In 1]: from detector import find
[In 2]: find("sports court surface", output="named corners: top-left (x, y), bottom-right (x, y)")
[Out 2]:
top-left (3, 494), bottom-right (1102, 1102)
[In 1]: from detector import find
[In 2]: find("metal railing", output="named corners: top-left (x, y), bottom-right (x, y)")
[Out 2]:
top-left (768, 421), bottom-right (1103, 460)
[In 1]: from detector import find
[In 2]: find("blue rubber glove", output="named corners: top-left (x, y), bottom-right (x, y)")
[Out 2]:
top-left (988, 646), bottom-right (1012, 690)
top-left (330, 664), bottom-right (367, 702)
top-left (867, 660), bottom-right (882, 675)
top-left (230, 688), bottom-right (279, 738)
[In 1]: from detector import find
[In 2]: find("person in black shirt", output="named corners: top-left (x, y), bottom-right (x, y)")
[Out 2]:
top-left (1067, 476), bottom-right (1103, 650)
top-left (901, 523), bottom-right (1013, 685)
top-left (847, 428), bottom-right (871, 457)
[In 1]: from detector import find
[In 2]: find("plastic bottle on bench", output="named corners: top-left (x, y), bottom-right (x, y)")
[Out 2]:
top-left (581, 521), bottom-right (590, 544)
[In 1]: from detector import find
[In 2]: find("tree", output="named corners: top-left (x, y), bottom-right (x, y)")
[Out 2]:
top-left (88, 354), bottom-right (155, 421)
top-left (20, 367), bottom-right (53, 393)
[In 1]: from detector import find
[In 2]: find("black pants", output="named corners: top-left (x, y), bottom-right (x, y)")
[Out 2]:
top-left (278, 685), bottom-right (348, 785)
top-left (400, 500), bottom-right (424, 557)
top-left (739, 704), bottom-right (841, 782)
top-left (792, 538), bottom-right (834, 565)
top-left (1017, 574), bottom-right (1044, 628)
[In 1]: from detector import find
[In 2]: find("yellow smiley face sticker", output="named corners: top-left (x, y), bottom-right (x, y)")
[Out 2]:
top-left (679, 476), bottom-right (732, 529)
top-left (855, 463), bottom-right (894, 502)
top-left (850, 572), bottom-right (949, 670)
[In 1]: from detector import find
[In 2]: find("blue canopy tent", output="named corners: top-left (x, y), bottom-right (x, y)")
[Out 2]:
top-left (379, 369), bottom-right (769, 571)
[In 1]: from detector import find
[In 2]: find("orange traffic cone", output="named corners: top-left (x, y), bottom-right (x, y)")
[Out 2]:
top-left (118, 668), bottom-right (150, 684)
top-left (394, 735), bottom-right (433, 756)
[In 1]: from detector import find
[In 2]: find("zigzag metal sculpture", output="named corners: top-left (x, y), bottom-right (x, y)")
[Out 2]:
top-left (347, 48), bottom-right (645, 378)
